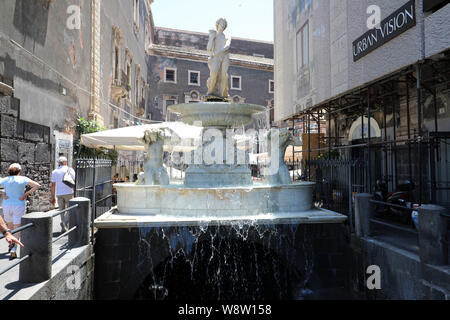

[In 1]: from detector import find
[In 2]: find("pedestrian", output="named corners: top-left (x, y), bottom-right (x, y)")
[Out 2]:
top-left (50, 156), bottom-right (76, 233)
top-left (0, 163), bottom-right (40, 259)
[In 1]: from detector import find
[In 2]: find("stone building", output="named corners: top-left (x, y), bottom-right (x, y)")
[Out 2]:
top-left (274, 0), bottom-right (450, 299)
top-left (274, 0), bottom-right (450, 196)
top-left (0, 0), bottom-right (154, 210)
top-left (147, 27), bottom-right (275, 132)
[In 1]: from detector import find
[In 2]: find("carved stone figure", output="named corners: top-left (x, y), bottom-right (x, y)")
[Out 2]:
top-left (265, 128), bottom-right (301, 185)
top-left (136, 128), bottom-right (171, 186)
top-left (206, 18), bottom-right (231, 100)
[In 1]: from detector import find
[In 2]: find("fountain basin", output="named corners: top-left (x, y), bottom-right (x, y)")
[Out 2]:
top-left (113, 182), bottom-right (316, 217)
top-left (168, 102), bottom-right (266, 128)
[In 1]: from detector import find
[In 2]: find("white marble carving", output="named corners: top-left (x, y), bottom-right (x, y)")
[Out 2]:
top-left (136, 128), bottom-right (172, 186)
top-left (265, 128), bottom-right (302, 185)
top-left (206, 18), bottom-right (231, 99)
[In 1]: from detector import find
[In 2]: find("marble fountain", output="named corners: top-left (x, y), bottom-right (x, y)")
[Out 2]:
top-left (92, 99), bottom-right (346, 226)
top-left (88, 18), bottom-right (348, 300)
top-left (89, 16), bottom-right (346, 228)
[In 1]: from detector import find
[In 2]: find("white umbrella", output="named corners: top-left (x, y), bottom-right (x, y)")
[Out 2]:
top-left (80, 122), bottom-right (203, 152)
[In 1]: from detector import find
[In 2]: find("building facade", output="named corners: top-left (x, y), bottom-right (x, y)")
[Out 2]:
top-left (0, 0), bottom-right (154, 209)
top-left (275, 0), bottom-right (450, 205)
top-left (147, 27), bottom-right (275, 131)
top-left (274, 0), bottom-right (450, 299)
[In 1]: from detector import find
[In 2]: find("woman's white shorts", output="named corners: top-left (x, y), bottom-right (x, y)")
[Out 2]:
top-left (2, 205), bottom-right (26, 225)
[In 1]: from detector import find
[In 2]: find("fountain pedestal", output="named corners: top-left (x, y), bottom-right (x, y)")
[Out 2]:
top-left (184, 164), bottom-right (253, 187)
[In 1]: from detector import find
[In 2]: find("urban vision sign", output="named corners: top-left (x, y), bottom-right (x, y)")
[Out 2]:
top-left (352, 0), bottom-right (416, 61)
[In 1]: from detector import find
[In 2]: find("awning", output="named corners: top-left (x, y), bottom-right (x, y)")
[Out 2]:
top-left (80, 122), bottom-right (203, 152)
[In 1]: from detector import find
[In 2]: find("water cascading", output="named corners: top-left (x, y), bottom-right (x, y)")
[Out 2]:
top-left (133, 222), bottom-right (321, 300)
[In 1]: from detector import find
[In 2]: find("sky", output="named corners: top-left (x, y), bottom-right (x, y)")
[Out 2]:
top-left (151, 0), bottom-right (274, 42)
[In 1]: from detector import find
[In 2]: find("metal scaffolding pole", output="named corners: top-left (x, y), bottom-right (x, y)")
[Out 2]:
top-left (308, 112), bottom-right (311, 181)
top-left (406, 81), bottom-right (413, 182)
top-left (417, 62), bottom-right (423, 204)
top-left (367, 91), bottom-right (372, 192)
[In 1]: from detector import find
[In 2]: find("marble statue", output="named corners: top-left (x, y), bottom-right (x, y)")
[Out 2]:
top-left (265, 128), bottom-right (301, 185)
top-left (136, 128), bottom-right (171, 186)
top-left (206, 18), bottom-right (231, 100)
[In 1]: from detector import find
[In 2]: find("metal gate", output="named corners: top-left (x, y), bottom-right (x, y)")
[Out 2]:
top-left (431, 134), bottom-right (450, 210)
top-left (306, 159), bottom-right (367, 230)
top-left (74, 158), bottom-right (114, 239)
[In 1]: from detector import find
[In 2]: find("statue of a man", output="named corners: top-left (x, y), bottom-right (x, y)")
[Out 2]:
top-left (206, 18), bottom-right (231, 100)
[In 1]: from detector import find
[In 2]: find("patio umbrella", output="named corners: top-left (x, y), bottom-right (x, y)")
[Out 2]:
top-left (80, 122), bottom-right (203, 152)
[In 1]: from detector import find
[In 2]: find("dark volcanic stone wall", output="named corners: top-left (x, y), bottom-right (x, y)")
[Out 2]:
top-left (0, 95), bottom-right (52, 212)
top-left (94, 222), bottom-right (349, 300)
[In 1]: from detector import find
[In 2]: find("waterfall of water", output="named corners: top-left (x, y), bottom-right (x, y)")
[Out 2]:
top-left (134, 221), bottom-right (318, 300)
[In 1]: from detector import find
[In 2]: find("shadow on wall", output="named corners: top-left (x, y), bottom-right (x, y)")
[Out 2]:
top-left (13, 0), bottom-right (50, 46)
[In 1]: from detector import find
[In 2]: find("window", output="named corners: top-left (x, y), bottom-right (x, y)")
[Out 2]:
top-left (188, 70), bottom-right (200, 86)
top-left (296, 22), bottom-right (309, 71)
top-left (126, 64), bottom-right (131, 85)
top-left (164, 68), bottom-right (177, 83)
top-left (135, 77), bottom-right (139, 105)
top-left (141, 79), bottom-right (146, 107)
top-left (269, 100), bottom-right (275, 124)
top-left (164, 99), bottom-right (176, 118)
top-left (134, 0), bottom-right (140, 30)
top-left (231, 75), bottom-right (241, 90)
top-left (423, 0), bottom-right (447, 13)
top-left (114, 47), bottom-right (120, 80)
top-left (300, 0), bottom-right (312, 12)
top-left (145, 18), bottom-right (153, 48)
top-left (135, 66), bottom-right (141, 105)
top-left (141, 80), bottom-right (145, 100)
top-left (269, 80), bottom-right (275, 93)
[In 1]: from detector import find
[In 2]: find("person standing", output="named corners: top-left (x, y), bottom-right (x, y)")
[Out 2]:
top-left (50, 156), bottom-right (76, 233)
top-left (0, 163), bottom-right (40, 259)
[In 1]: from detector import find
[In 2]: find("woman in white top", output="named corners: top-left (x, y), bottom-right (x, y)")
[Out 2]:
top-left (0, 163), bottom-right (40, 259)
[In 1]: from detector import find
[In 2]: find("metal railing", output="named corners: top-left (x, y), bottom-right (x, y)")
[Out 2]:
top-left (50, 204), bottom-right (79, 244)
top-left (355, 193), bottom-right (449, 266)
top-left (0, 224), bottom-right (34, 276)
top-left (0, 199), bottom-right (89, 283)
top-left (75, 158), bottom-right (113, 242)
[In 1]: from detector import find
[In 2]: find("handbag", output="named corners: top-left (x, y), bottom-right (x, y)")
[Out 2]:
top-left (62, 168), bottom-right (76, 189)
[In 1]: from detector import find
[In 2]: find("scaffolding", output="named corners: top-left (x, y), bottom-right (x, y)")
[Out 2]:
top-left (284, 51), bottom-right (450, 229)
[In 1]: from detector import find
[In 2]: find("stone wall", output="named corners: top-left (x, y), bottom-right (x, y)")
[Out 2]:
top-left (0, 94), bottom-right (52, 212)
top-left (349, 234), bottom-right (450, 300)
top-left (0, 0), bottom-right (92, 135)
top-left (94, 223), bottom-right (349, 300)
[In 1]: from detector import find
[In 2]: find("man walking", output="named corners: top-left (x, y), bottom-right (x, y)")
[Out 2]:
top-left (51, 156), bottom-right (76, 233)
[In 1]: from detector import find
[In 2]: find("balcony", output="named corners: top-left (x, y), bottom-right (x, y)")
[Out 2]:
top-left (111, 70), bottom-right (130, 103)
